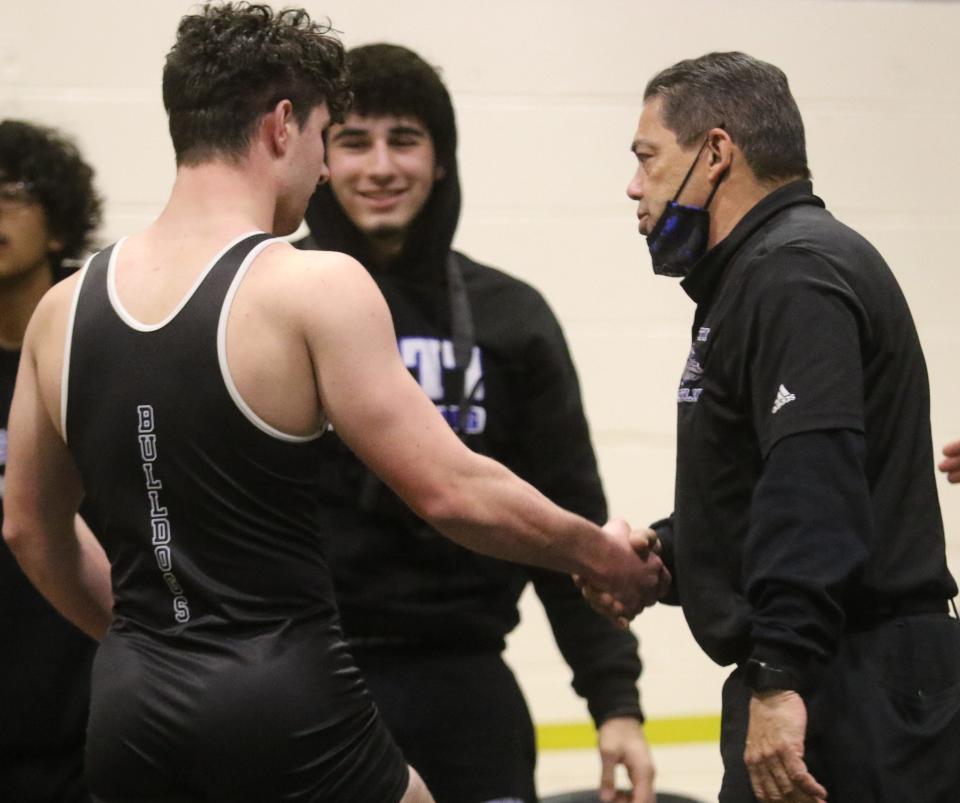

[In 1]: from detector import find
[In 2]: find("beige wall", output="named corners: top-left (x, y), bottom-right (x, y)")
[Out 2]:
top-left (6, 0), bottom-right (959, 773)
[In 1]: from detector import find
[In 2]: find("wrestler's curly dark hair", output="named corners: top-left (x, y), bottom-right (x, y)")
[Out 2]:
top-left (163, 2), bottom-right (352, 165)
top-left (0, 119), bottom-right (103, 270)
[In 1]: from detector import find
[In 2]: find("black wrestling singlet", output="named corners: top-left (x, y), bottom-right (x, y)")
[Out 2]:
top-left (65, 232), bottom-right (408, 803)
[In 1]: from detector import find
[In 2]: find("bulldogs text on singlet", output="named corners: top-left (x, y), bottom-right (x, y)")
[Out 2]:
top-left (137, 403), bottom-right (190, 623)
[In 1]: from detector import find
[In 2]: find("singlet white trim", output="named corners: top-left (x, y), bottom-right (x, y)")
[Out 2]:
top-left (60, 255), bottom-right (94, 443)
top-left (106, 231), bottom-right (262, 332)
top-left (217, 238), bottom-right (327, 443)
top-left (279, 218), bottom-right (310, 244)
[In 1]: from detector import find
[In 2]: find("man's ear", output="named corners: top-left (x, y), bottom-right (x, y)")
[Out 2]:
top-left (707, 127), bottom-right (733, 180)
top-left (264, 99), bottom-right (297, 156)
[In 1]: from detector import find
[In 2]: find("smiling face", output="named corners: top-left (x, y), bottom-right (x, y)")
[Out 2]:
top-left (627, 96), bottom-right (709, 238)
top-left (326, 113), bottom-right (442, 258)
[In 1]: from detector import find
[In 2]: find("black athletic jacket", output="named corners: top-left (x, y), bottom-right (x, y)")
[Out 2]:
top-left (298, 145), bottom-right (643, 726)
top-left (654, 181), bottom-right (956, 689)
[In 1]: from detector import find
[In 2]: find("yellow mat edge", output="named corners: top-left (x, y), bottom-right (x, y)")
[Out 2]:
top-left (536, 714), bottom-right (720, 751)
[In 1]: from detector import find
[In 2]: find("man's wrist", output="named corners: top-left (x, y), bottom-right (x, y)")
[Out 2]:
top-left (597, 709), bottom-right (645, 727)
top-left (742, 657), bottom-right (803, 693)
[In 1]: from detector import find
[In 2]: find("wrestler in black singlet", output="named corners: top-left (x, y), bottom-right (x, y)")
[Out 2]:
top-left (65, 232), bottom-right (409, 803)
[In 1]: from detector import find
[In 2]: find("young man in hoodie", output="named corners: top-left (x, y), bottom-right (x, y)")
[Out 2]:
top-left (298, 43), bottom-right (654, 803)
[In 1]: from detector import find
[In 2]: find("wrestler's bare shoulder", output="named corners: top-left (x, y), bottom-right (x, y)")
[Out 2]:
top-left (247, 241), bottom-right (384, 316)
top-left (254, 240), bottom-right (370, 284)
top-left (26, 271), bottom-right (84, 341)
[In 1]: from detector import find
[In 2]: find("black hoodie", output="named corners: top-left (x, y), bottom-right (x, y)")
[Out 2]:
top-left (298, 148), bottom-right (643, 726)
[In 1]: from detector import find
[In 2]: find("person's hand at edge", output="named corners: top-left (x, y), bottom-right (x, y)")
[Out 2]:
top-left (939, 439), bottom-right (960, 484)
top-left (745, 690), bottom-right (827, 803)
top-left (597, 716), bottom-right (655, 803)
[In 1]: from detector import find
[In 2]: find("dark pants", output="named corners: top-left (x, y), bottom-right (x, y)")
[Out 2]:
top-left (353, 644), bottom-right (538, 803)
top-left (719, 612), bottom-right (960, 803)
top-left (0, 751), bottom-right (90, 803)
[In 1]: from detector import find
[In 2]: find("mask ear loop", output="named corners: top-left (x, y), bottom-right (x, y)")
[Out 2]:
top-left (701, 164), bottom-right (725, 211)
top-left (670, 135), bottom-right (711, 204)
top-left (671, 126), bottom-right (727, 208)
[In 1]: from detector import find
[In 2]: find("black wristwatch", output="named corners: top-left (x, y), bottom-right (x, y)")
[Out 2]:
top-left (742, 658), bottom-right (803, 693)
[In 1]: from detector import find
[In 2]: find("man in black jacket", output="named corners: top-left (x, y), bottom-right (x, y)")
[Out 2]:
top-left (620, 51), bottom-right (960, 803)
top-left (0, 119), bottom-right (101, 803)
top-left (298, 44), bottom-right (653, 803)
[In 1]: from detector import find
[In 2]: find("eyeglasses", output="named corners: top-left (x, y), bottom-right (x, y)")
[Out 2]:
top-left (0, 180), bottom-right (38, 208)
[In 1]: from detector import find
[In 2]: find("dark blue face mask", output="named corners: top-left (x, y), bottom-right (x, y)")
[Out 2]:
top-left (646, 135), bottom-right (722, 278)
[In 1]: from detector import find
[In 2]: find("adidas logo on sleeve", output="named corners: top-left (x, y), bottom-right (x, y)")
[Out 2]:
top-left (771, 384), bottom-right (796, 414)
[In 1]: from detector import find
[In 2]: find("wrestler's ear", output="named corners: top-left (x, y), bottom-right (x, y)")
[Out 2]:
top-left (264, 99), bottom-right (296, 156)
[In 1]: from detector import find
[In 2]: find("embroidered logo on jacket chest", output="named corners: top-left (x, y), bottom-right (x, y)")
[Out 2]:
top-left (678, 327), bottom-right (710, 404)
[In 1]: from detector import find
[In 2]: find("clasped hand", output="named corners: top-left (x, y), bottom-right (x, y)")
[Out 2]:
top-left (576, 519), bottom-right (671, 627)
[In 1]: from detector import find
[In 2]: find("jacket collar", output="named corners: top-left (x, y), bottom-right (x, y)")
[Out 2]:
top-left (680, 179), bottom-right (824, 306)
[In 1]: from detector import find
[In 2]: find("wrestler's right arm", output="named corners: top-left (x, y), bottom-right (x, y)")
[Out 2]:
top-left (295, 251), bottom-right (667, 617)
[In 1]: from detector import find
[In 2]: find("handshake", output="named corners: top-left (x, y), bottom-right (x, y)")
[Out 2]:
top-left (576, 518), bottom-right (672, 628)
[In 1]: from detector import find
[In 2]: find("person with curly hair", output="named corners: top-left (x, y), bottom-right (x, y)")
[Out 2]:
top-left (0, 118), bottom-right (101, 803)
top-left (2, 5), bottom-right (667, 802)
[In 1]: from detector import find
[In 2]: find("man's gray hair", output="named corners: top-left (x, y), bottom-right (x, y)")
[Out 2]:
top-left (644, 51), bottom-right (810, 182)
